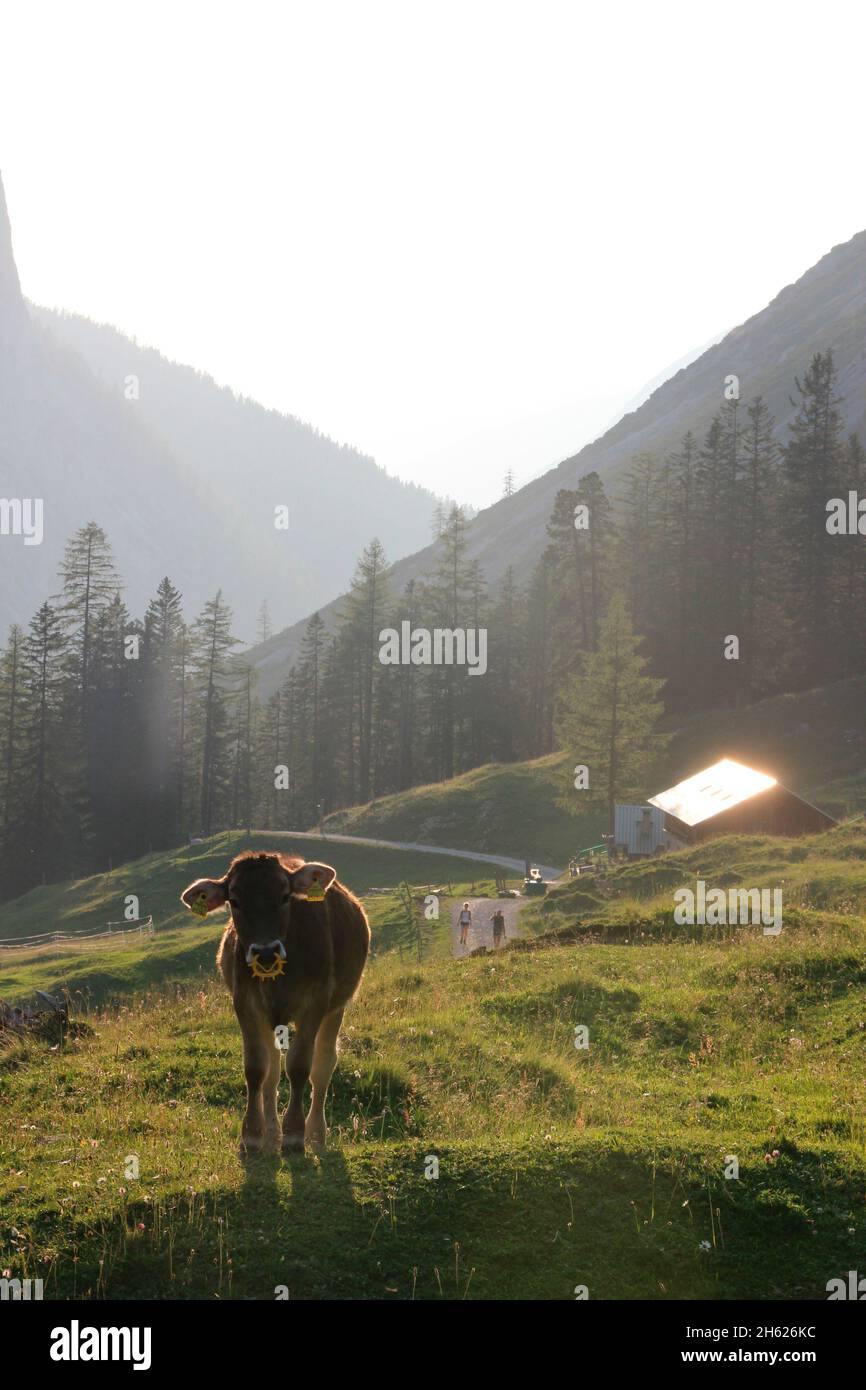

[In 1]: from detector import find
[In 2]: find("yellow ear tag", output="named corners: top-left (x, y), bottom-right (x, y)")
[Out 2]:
top-left (192, 893), bottom-right (209, 917)
top-left (307, 874), bottom-right (325, 902)
top-left (249, 951), bottom-right (286, 981)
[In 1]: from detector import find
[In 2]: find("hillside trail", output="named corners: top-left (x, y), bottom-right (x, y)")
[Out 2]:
top-left (271, 828), bottom-right (562, 882)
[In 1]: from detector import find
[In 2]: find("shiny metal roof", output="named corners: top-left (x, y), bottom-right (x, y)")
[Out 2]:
top-left (648, 758), bottom-right (776, 828)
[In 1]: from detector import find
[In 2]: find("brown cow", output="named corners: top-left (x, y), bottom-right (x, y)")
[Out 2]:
top-left (181, 851), bottom-right (369, 1154)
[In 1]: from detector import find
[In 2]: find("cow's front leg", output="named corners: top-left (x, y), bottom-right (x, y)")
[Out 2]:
top-left (282, 1013), bottom-right (321, 1154)
top-left (238, 1011), bottom-right (274, 1154)
top-left (262, 1032), bottom-right (282, 1147)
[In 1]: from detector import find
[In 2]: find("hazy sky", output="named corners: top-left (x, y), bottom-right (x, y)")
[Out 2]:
top-left (2, 0), bottom-right (865, 508)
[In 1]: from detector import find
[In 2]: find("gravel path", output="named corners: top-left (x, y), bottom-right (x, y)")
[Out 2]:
top-left (261, 828), bottom-right (562, 882)
top-left (452, 896), bottom-right (532, 956)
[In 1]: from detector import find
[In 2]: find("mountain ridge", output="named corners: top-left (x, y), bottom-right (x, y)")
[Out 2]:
top-left (0, 173), bottom-right (440, 638)
top-left (248, 223), bottom-right (866, 692)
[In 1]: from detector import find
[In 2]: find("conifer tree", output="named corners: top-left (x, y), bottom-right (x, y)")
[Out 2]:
top-left (524, 550), bottom-right (556, 757)
top-left (257, 600), bottom-right (272, 645)
top-left (57, 522), bottom-right (120, 723)
top-left (395, 578), bottom-right (421, 790)
top-left (668, 431), bottom-right (700, 673)
top-left (781, 350), bottom-right (845, 681)
top-left (143, 578), bottom-right (186, 846)
top-left (296, 612), bottom-right (327, 818)
top-left (20, 602), bottom-right (76, 883)
top-left (837, 432), bottom-right (866, 675)
top-left (340, 539), bottom-right (391, 803)
top-left (488, 567), bottom-right (525, 761)
top-left (427, 506), bottom-right (474, 780)
top-left (555, 592), bottom-right (668, 834)
top-left (739, 397), bottom-right (780, 700)
top-left (0, 625), bottom-right (25, 887)
top-left (191, 591), bottom-right (239, 835)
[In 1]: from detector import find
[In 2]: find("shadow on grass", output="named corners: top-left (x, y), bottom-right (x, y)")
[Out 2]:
top-left (25, 1140), bottom-right (863, 1302)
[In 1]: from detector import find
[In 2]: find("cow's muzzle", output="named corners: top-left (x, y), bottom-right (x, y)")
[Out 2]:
top-left (245, 939), bottom-right (287, 980)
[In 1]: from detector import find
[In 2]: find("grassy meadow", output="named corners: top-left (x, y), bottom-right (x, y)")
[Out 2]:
top-left (0, 832), bottom-right (503, 1004)
top-left (1, 821), bottom-right (865, 1300)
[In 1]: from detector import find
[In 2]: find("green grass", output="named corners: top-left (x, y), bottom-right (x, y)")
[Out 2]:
top-left (322, 674), bottom-right (866, 862)
top-left (324, 754), bottom-right (583, 864)
top-left (0, 832), bottom-right (503, 1005)
top-left (1, 825), bottom-right (865, 1300)
top-left (521, 820), bottom-right (866, 944)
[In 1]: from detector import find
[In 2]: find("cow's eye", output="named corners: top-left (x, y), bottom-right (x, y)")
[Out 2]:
top-left (229, 898), bottom-right (240, 910)
top-left (281, 892), bottom-right (290, 905)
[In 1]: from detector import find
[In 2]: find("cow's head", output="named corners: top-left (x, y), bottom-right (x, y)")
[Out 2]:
top-left (181, 852), bottom-right (337, 955)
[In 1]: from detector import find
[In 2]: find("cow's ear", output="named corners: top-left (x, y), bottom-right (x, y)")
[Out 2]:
top-left (291, 862), bottom-right (337, 900)
top-left (181, 877), bottom-right (228, 916)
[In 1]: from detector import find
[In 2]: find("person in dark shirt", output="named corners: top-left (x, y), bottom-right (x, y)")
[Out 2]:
top-left (491, 908), bottom-right (506, 947)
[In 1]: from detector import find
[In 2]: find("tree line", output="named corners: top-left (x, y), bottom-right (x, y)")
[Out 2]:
top-left (1, 350), bottom-right (861, 896)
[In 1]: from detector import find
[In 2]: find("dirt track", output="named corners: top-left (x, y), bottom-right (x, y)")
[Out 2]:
top-left (451, 896), bottom-right (530, 956)
top-left (268, 828), bottom-right (562, 882)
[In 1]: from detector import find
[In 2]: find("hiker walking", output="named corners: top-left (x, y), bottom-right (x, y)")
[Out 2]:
top-left (491, 907), bottom-right (506, 947)
top-left (458, 902), bottom-right (472, 947)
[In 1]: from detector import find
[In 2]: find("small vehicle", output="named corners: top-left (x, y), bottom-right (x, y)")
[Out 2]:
top-left (522, 869), bottom-right (547, 897)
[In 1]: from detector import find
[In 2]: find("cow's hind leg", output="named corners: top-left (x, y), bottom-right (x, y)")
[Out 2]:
top-left (305, 1007), bottom-right (344, 1149)
top-left (282, 1013), bottom-right (321, 1154)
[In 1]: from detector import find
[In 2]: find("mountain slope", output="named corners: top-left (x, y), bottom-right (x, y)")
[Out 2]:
top-left (320, 676), bottom-right (866, 863)
top-left (0, 173), bottom-right (438, 638)
top-left (1, 175), bottom-right (222, 629)
top-left (252, 226), bottom-right (866, 689)
top-left (33, 306), bottom-right (440, 636)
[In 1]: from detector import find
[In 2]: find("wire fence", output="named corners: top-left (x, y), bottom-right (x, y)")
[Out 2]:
top-left (0, 916), bottom-right (155, 954)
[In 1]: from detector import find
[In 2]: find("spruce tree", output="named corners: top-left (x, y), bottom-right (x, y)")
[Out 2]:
top-left (20, 602), bottom-right (76, 883)
top-left (668, 431), bottom-right (700, 675)
top-left (56, 522), bottom-right (120, 722)
top-left (340, 539), bottom-right (391, 803)
top-left (489, 567), bottom-right (525, 761)
top-left (0, 625), bottom-right (25, 892)
top-left (395, 578), bottom-right (421, 790)
top-left (296, 612), bottom-right (327, 820)
top-left (143, 578), bottom-right (186, 847)
top-left (427, 506), bottom-right (474, 780)
top-left (555, 592), bottom-right (668, 835)
top-left (739, 397), bottom-right (780, 701)
top-left (781, 350), bottom-right (845, 682)
top-left (524, 550), bottom-right (557, 757)
top-left (190, 591), bottom-right (239, 835)
top-left (839, 433), bottom-right (866, 675)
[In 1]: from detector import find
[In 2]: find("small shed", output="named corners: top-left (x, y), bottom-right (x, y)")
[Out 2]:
top-left (649, 758), bottom-right (835, 844)
top-left (613, 803), bottom-right (666, 857)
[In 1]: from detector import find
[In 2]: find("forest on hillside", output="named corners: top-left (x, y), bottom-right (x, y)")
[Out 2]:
top-left (1, 350), bottom-right (863, 898)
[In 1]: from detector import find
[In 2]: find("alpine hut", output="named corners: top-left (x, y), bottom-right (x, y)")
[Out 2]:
top-left (648, 757), bottom-right (835, 846)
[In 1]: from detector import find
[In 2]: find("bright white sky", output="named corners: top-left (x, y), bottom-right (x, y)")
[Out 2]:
top-left (1, 0), bottom-right (864, 508)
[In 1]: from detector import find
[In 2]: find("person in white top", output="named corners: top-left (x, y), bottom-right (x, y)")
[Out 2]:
top-left (458, 902), bottom-right (472, 947)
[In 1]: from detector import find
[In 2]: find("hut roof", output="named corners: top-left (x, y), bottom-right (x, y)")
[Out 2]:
top-left (648, 758), bottom-right (777, 828)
